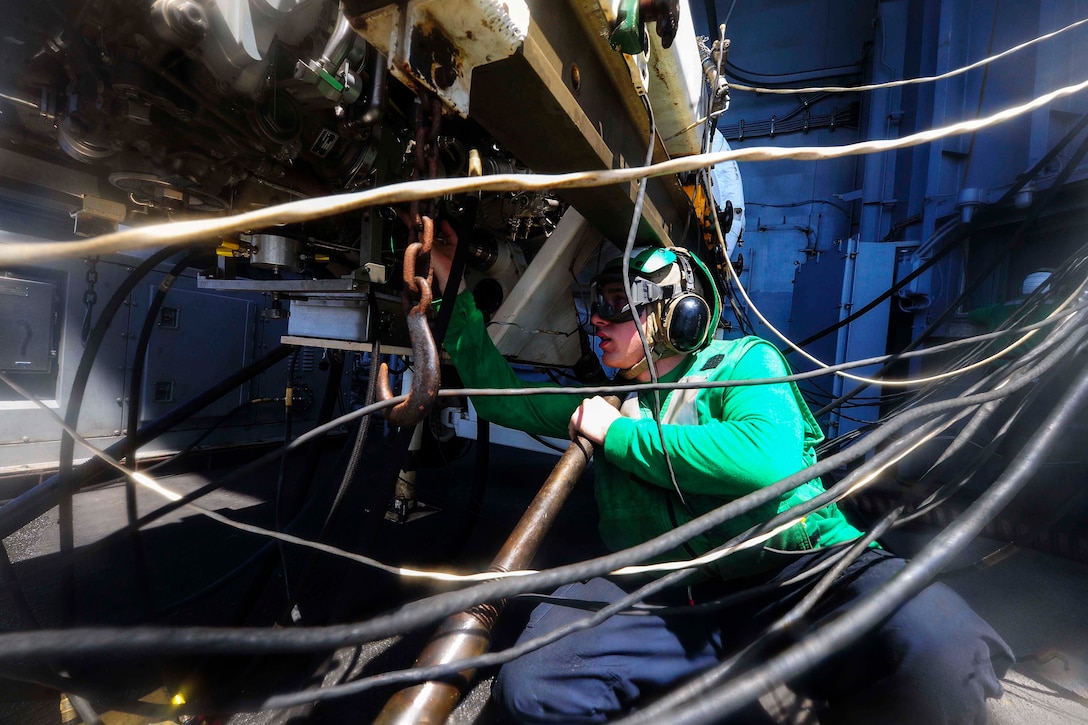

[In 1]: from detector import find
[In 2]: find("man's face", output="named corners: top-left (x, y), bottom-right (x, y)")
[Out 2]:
top-left (591, 282), bottom-right (647, 370)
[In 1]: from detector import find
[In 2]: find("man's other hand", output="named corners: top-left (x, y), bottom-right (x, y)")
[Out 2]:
top-left (569, 396), bottom-right (622, 445)
top-left (432, 219), bottom-right (465, 295)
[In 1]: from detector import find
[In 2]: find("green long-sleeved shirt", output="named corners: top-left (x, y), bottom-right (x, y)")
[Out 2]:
top-left (444, 292), bottom-right (862, 580)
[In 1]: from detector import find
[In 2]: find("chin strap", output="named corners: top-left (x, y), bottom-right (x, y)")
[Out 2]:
top-left (621, 302), bottom-right (666, 379)
top-left (619, 355), bottom-right (650, 380)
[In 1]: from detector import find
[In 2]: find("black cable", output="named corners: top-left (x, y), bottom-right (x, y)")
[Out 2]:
top-left (793, 111), bottom-right (1088, 357)
top-left (940, 483), bottom-right (1088, 576)
top-left (144, 398), bottom-right (281, 473)
top-left (254, 569), bottom-right (694, 711)
top-left (620, 346), bottom-right (1088, 725)
top-left (295, 351), bottom-right (345, 512)
top-left (273, 350), bottom-right (301, 603)
top-left (151, 439), bottom-right (358, 618)
top-left (861, 251), bottom-right (1088, 439)
top-left (0, 345), bottom-right (295, 543)
top-left (320, 346), bottom-right (381, 535)
top-left (0, 326), bottom-right (1078, 721)
top-left (123, 252), bottom-right (204, 618)
top-left (1, 332), bottom-right (1074, 665)
top-left (432, 197), bottom-right (478, 342)
top-left (0, 665), bottom-right (167, 720)
top-left (274, 346), bottom-right (383, 625)
top-left (724, 59), bottom-right (862, 87)
top-left (790, 222), bottom-right (961, 354)
top-left (227, 350), bottom-right (345, 627)
top-left (56, 244), bottom-right (190, 626)
top-left (619, 510), bottom-right (902, 725)
top-left (0, 542), bottom-right (39, 628)
top-left (746, 199), bottom-right (853, 218)
top-left (816, 131), bottom-right (1088, 418)
top-left (894, 345), bottom-right (1069, 528)
top-left (516, 540), bottom-right (858, 618)
top-left (526, 432), bottom-right (567, 454)
top-left (450, 414), bottom-right (491, 559)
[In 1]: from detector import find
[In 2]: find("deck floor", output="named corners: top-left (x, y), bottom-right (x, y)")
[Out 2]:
top-left (2, 443), bottom-right (1087, 724)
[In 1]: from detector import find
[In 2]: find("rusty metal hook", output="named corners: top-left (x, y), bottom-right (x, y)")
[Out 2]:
top-left (377, 277), bottom-right (440, 427)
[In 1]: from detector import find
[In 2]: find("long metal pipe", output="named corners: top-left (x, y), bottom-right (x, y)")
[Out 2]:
top-left (375, 399), bottom-right (619, 724)
top-left (0, 345), bottom-right (294, 539)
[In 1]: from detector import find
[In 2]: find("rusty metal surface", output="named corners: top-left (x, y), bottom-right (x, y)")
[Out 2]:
top-left (469, 0), bottom-right (693, 246)
top-left (375, 398), bottom-right (619, 724)
top-left (376, 279), bottom-right (440, 428)
top-left (345, 0), bottom-right (694, 247)
top-left (377, 91), bottom-right (445, 429)
top-left (340, 0), bottom-right (400, 19)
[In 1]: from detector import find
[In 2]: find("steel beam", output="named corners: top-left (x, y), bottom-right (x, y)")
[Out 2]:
top-left (343, 0), bottom-right (696, 247)
top-left (469, 0), bottom-right (693, 245)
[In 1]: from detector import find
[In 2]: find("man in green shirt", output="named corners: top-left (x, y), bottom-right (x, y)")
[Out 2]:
top-left (431, 235), bottom-right (1012, 724)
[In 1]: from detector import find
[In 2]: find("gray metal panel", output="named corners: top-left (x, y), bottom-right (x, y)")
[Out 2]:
top-left (138, 286), bottom-right (255, 425)
top-left (58, 259), bottom-right (131, 437)
top-left (287, 298), bottom-right (371, 341)
top-left (788, 241), bottom-right (849, 416)
top-left (836, 242), bottom-right (901, 437)
top-left (0, 258), bottom-right (130, 466)
top-left (0, 275), bottom-right (56, 372)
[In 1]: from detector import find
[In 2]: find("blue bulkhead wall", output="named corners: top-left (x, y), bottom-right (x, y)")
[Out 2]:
top-left (693, 0), bottom-right (1088, 434)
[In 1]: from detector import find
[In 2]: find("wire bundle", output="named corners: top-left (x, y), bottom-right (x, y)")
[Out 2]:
top-left (0, 12), bottom-right (1087, 723)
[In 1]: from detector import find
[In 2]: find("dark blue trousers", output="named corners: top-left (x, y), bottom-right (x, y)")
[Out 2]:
top-left (493, 549), bottom-right (1014, 724)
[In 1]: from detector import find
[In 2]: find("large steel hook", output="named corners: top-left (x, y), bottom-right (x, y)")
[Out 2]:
top-left (377, 216), bottom-right (441, 427)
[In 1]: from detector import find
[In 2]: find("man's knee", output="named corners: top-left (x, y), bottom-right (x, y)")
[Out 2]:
top-left (493, 658), bottom-right (621, 724)
top-left (805, 556), bottom-right (1013, 724)
top-left (891, 582), bottom-right (1013, 715)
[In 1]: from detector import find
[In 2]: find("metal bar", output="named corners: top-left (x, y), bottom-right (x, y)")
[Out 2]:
top-left (197, 277), bottom-right (365, 292)
top-left (470, 13), bottom-right (688, 246)
top-left (375, 397), bottom-right (619, 724)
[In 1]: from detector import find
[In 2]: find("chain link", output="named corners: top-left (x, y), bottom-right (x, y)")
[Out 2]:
top-left (81, 255), bottom-right (100, 344)
top-left (402, 92), bottom-right (442, 305)
top-left (376, 91), bottom-right (444, 429)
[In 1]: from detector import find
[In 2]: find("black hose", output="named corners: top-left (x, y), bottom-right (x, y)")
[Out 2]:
top-left (0, 345), bottom-right (294, 541)
top-left (273, 351), bottom-right (302, 603)
top-left (145, 398), bottom-right (281, 474)
top-left (124, 252), bottom-right (204, 617)
top-left (273, 345), bottom-right (383, 625)
top-left (0, 337), bottom-right (1072, 664)
top-left (792, 111), bottom-right (1088, 356)
top-left (0, 543), bottom-right (39, 628)
top-left (212, 349), bottom-right (346, 630)
top-left (623, 347), bottom-right (1088, 725)
top-left (320, 345), bottom-right (382, 536)
top-left (449, 414), bottom-right (490, 558)
top-left (57, 245), bottom-right (189, 625)
top-left (815, 131), bottom-right (1088, 418)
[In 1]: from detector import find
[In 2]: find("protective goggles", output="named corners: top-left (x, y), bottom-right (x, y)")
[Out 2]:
top-left (589, 277), bottom-right (664, 322)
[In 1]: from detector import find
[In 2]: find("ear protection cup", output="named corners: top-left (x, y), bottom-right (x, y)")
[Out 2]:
top-left (659, 292), bottom-right (712, 354)
top-left (648, 250), bottom-right (714, 354)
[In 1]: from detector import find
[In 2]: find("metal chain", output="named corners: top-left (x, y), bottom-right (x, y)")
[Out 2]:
top-left (80, 255), bottom-right (100, 344)
top-left (403, 92), bottom-right (442, 305)
top-left (377, 91), bottom-right (443, 428)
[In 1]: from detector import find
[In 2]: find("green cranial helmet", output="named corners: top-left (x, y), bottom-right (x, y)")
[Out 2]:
top-left (591, 246), bottom-right (721, 361)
